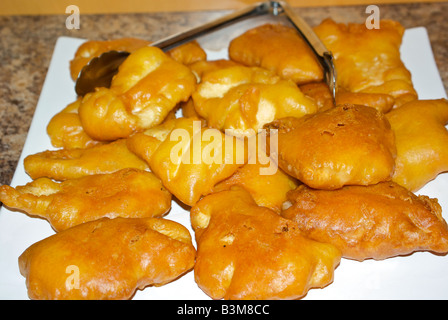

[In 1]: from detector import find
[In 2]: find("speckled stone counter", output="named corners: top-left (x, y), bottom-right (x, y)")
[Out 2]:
top-left (0, 2), bottom-right (447, 185)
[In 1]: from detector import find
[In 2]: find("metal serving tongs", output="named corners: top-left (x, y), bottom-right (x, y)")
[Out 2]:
top-left (75, 0), bottom-right (337, 100)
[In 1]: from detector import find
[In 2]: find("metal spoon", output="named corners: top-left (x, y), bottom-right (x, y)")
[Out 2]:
top-left (74, 0), bottom-right (336, 100)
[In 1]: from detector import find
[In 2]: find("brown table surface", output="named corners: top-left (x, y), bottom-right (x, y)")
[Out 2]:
top-left (0, 2), bottom-right (447, 186)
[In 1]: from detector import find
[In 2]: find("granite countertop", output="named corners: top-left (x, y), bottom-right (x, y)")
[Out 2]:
top-left (0, 2), bottom-right (447, 186)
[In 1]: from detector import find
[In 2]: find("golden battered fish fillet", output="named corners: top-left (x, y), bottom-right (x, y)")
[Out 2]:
top-left (264, 104), bottom-right (396, 189)
top-left (314, 18), bottom-right (417, 108)
top-left (18, 217), bottom-right (196, 300)
top-left (213, 161), bottom-right (298, 214)
top-left (0, 168), bottom-right (171, 232)
top-left (190, 187), bottom-right (341, 300)
top-left (78, 46), bottom-right (196, 141)
top-left (46, 98), bottom-right (103, 149)
top-left (282, 182), bottom-right (448, 261)
top-left (192, 64), bottom-right (317, 135)
top-left (386, 99), bottom-right (448, 191)
top-left (126, 117), bottom-right (246, 206)
top-left (228, 23), bottom-right (324, 85)
top-left (24, 139), bottom-right (148, 181)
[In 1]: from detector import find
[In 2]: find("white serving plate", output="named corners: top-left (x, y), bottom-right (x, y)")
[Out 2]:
top-left (0, 24), bottom-right (447, 300)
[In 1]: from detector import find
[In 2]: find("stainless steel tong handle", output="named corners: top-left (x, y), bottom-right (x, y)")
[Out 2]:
top-left (75, 0), bottom-right (336, 99)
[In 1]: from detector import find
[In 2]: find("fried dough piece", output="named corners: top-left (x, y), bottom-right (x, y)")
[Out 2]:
top-left (24, 139), bottom-right (148, 181)
top-left (314, 19), bottom-right (417, 108)
top-left (126, 117), bottom-right (246, 206)
top-left (213, 161), bottom-right (298, 213)
top-left (190, 187), bottom-right (341, 300)
top-left (298, 82), bottom-right (335, 112)
top-left (0, 168), bottom-right (171, 231)
top-left (264, 104), bottom-right (396, 189)
top-left (282, 182), bottom-right (448, 261)
top-left (192, 64), bottom-right (317, 134)
top-left (229, 23), bottom-right (324, 85)
top-left (46, 98), bottom-right (103, 149)
top-left (78, 46), bottom-right (196, 141)
top-left (19, 217), bottom-right (196, 300)
top-left (70, 37), bottom-right (151, 81)
top-left (70, 38), bottom-right (206, 81)
top-left (386, 99), bottom-right (448, 191)
top-left (166, 40), bottom-right (207, 65)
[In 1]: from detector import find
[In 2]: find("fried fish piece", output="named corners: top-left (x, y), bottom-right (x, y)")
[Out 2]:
top-left (24, 139), bottom-right (148, 181)
top-left (46, 98), bottom-right (103, 149)
top-left (78, 46), bottom-right (196, 141)
top-left (386, 99), bottom-right (448, 191)
top-left (264, 104), bottom-right (396, 189)
top-left (228, 23), bottom-right (324, 85)
top-left (126, 117), bottom-right (246, 206)
top-left (190, 187), bottom-right (341, 300)
top-left (192, 64), bottom-right (317, 135)
top-left (213, 161), bottom-right (298, 214)
top-left (282, 182), bottom-right (448, 261)
top-left (0, 168), bottom-right (171, 231)
top-left (18, 217), bottom-right (196, 300)
top-left (314, 18), bottom-right (417, 108)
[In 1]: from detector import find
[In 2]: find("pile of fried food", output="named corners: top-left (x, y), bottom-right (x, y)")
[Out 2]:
top-left (2, 18), bottom-right (448, 300)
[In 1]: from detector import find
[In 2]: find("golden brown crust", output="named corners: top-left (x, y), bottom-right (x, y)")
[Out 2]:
top-left (229, 23), bottom-right (324, 85)
top-left (281, 182), bottom-right (448, 261)
top-left (23, 139), bottom-right (148, 181)
top-left (190, 187), bottom-right (341, 300)
top-left (386, 98), bottom-right (448, 191)
top-left (0, 168), bottom-right (171, 231)
top-left (18, 217), bottom-right (196, 300)
top-left (264, 104), bottom-right (396, 189)
top-left (314, 18), bottom-right (417, 108)
top-left (78, 47), bottom-right (196, 141)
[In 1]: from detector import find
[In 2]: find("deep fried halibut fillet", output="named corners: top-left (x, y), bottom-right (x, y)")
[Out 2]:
top-left (78, 46), bottom-right (196, 141)
top-left (314, 18), bottom-right (417, 108)
top-left (282, 182), bottom-right (448, 261)
top-left (18, 217), bottom-right (196, 300)
top-left (264, 104), bottom-right (396, 189)
top-left (24, 139), bottom-right (148, 181)
top-left (0, 168), bottom-right (171, 231)
top-left (190, 187), bottom-right (341, 300)
top-left (126, 117), bottom-right (246, 206)
top-left (228, 23), bottom-right (324, 85)
top-left (46, 98), bottom-right (103, 149)
top-left (192, 64), bottom-right (317, 135)
top-left (386, 99), bottom-right (448, 191)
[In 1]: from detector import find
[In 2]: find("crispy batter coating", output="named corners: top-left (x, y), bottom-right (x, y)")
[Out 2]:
top-left (46, 98), bottom-right (103, 149)
top-left (126, 117), bottom-right (246, 206)
top-left (386, 99), bottom-right (448, 191)
top-left (213, 161), bottom-right (298, 213)
top-left (78, 46), bottom-right (196, 141)
top-left (70, 38), bottom-right (206, 81)
top-left (0, 168), bottom-right (171, 231)
top-left (314, 18), bottom-right (417, 108)
top-left (18, 217), bottom-right (196, 300)
top-left (190, 187), bottom-right (341, 300)
top-left (192, 64), bottom-right (317, 134)
top-left (264, 104), bottom-right (396, 189)
top-left (228, 23), bottom-right (324, 85)
top-left (70, 37), bottom-right (151, 81)
top-left (24, 139), bottom-right (148, 181)
top-left (282, 182), bottom-right (448, 261)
